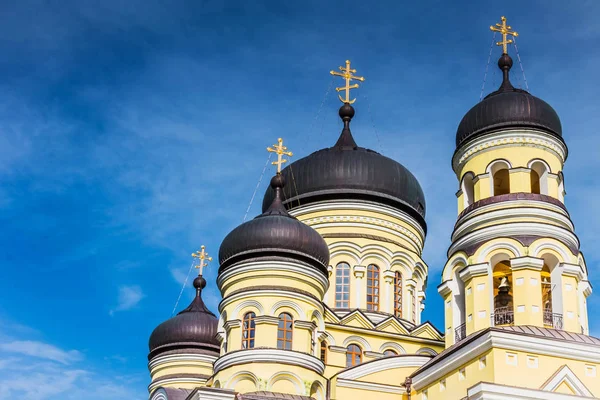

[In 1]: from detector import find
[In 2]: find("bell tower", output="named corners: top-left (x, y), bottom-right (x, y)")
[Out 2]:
top-left (439, 17), bottom-right (592, 348)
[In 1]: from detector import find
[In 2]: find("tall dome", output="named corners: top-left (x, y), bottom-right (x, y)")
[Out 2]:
top-left (455, 53), bottom-right (563, 149)
top-left (262, 103), bottom-right (427, 230)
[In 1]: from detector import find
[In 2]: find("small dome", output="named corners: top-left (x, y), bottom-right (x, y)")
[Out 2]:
top-left (262, 105), bottom-right (426, 230)
top-left (219, 174), bottom-right (330, 274)
top-left (148, 276), bottom-right (219, 359)
top-left (456, 54), bottom-right (562, 148)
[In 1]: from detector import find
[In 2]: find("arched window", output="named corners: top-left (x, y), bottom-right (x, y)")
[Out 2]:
top-left (277, 313), bottom-right (293, 350)
top-left (241, 312), bottom-right (256, 349)
top-left (492, 261), bottom-right (514, 326)
top-left (489, 161), bottom-right (511, 196)
top-left (530, 161), bottom-right (549, 195)
top-left (383, 349), bottom-right (398, 357)
top-left (335, 262), bottom-right (350, 308)
top-left (411, 290), bottom-right (417, 323)
top-left (461, 172), bottom-right (475, 207)
top-left (320, 341), bottom-right (327, 363)
top-left (394, 271), bottom-right (403, 318)
top-left (541, 264), bottom-right (553, 325)
top-left (346, 344), bottom-right (362, 367)
top-left (366, 264), bottom-right (380, 311)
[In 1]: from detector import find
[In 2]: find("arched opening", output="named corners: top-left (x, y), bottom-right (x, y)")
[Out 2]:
top-left (452, 266), bottom-right (466, 342)
top-left (530, 160), bottom-right (549, 195)
top-left (346, 344), bottom-right (362, 367)
top-left (461, 172), bottom-right (475, 207)
top-left (558, 172), bottom-right (565, 202)
top-left (541, 253), bottom-right (563, 329)
top-left (383, 349), bottom-right (398, 357)
top-left (335, 262), bottom-right (350, 308)
top-left (394, 271), bottom-right (403, 318)
top-left (277, 313), bottom-right (293, 350)
top-left (492, 260), bottom-right (514, 326)
top-left (490, 161), bottom-right (511, 196)
top-left (541, 264), bottom-right (553, 324)
top-left (319, 341), bottom-right (327, 363)
top-left (366, 264), bottom-right (380, 311)
top-left (242, 312), bottom-right (256, 349)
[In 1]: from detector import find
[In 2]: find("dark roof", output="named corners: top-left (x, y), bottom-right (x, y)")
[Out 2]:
top-left (150, 387), bottom-right (194, 400)
top-left (219, 174), bottom-right (330, 274)
top-left (236, 391), bottom-right (314, 400)
top-left (148, 276), bottom-right (219, 359)
top-left (456, 53), bottom-right (563, 149)
top-left (262, 104), bottom-right (427, 230)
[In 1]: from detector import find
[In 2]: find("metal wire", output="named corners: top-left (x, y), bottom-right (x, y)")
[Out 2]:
top-left (362, 93), bottom-right (384, 154)
top-left (512, 37), bottom-right (529, 91)
top-left (171, 260), bottom-right (196, 316)
top-left (480, 32), bottom-right (497, 101)
top-left (243, 153), bottom-right (273, 222)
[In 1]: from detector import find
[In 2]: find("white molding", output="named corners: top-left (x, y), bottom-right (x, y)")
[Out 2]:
top-left (193, 388), bottom-right (236, 400)
top-left (510, 257), bottom-right (544, 271)
top-left (459, 263), bottom-right (489, 282)
top-left (339, 355), bottom-right (429, 380)
top-left (213, 348), bottom-right (325, 375)
top-left (378, 342), bottom-right (407, 355)
top-left (438, 281), bottom-right (452, 297)
top-left (541, 365), bottom-right (593, 397)
top-left (467, 382), bottom-right (594, 400)
top-left (450, 222), bottom-right (579, 258)
top-left (452, 129), bottom-right (567, 173)
top-left (561, 263), bottom-right (585, 281)
top-left (148, 353), bottom-right (217, 371)
top-left (580, 281), bottom-right (593, 297)
top-left (336, 378), bottom-right (405, 394)
top-left (342, 335), bottom-right (372, 352)
top-left (412, 329), bottom-right (600, 390)
top-left (219, 288), bottom-right (323, 317)
top-left (149, 376), bottom-right (208, 393)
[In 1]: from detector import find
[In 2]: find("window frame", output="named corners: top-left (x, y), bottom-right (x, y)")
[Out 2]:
top-left (277, 312), bottom-right (293, 350)
top-left (346, 344), bottom-right (362, 367)
top-left (366, 264), bottom-right (380, 311)
top-left (241, 312), bottom-right (256, 349)
top-left (335, 262), bottom-right (351, 308)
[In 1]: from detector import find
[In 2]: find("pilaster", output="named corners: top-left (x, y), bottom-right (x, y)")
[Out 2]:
top-left (353, 265), bottom-right (366, 309)
top-left (383, 270), bottom-right (395, 314)
top-left (510, 257), bottom-right (544, 327)
top-left (459, 263), bottom-right (490, 334)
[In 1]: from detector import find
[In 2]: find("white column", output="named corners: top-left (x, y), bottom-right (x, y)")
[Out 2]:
top-left (383, 270), bottom-right (395, 314)
top-left (353, 265), bottom-right (366, 309)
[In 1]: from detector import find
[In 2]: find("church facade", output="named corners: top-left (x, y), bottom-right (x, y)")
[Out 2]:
top-left (146, 17), bottom-right (598, 400)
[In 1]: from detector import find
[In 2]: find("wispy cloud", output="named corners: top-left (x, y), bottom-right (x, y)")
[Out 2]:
top-left (109, 285), bottom-right (145, 316)
top-left (0, 340), bottom-right (82, 365)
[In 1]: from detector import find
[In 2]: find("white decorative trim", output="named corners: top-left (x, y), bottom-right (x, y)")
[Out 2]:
top-left (467, 382), bottom-right (592, 400)
top-left (541, 365), bottom-right (593, 396)
top-left (438, 281), bottom-right (452, 297)
top-left (231, 300), bottom-right (265, 319)
top-left (342, 335), bottom-right (372, 352)
top-left (580, 281), bottom-right (593, 297)
top-left (452, 129), bottom-right (567, 173)
top-left (271, 300), bottom-right (305, 319)
top-left (459, 263), bottom-right (489, 282)
top-left (266, 371), bottom-right (304, 394)
top-left (213, 348), bottom-right (325, 375)
top-left (416, 347), bottom-right (438, 356)
top-left (149, 376), bottom-right (208, 392)
top-left (148, 353), bottom-right (217, 371)
top-left (339, 355), bottom-right (429, 380)
top-left (336, 378), bottom-right (405, 394)
top-left (452, 222), bottom-right (579, 260)
top-left (561, 263), bottom-right (584, 281)
top-left (510, 257), bottom-right (544, 271)
top-left (192, 388), bottom-right (236, 400)
top-left (378, 342), bottom-right (407, 355)
top-left (220, 288), bottom-right (323, 317)
top-left (150, 388), bottom-right (168, 400)
top-left (412, 329), bottom-right (600, 389)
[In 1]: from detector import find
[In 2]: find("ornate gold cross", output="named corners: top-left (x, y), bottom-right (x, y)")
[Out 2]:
top-left (267, 137), bottom-right (293, 173)
top-left (330, 60), bottom-right (365, 104)
top-left (192, 245), bottom-right (212, 275)
top-left (490, 16), bottom-right (518, 54)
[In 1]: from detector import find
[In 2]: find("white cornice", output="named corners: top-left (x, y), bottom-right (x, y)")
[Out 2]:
top-left (452, 129), bottom-right (567, 174)
top-left (459, 263), bottom-right (489, 282)
top-left (213, 348), bottom-right (325, 375)
top-left (467, 382), bottom-right (593, 400)
top-left (191, 388), bottom-right (236, 400)
top-left (148, 353), bottom-right (217, 371)
top-left (580, 280), bottom-right (593, 297)
top-left (338, 355), bottom-right (430, 380)
top-left (412, 329), bottom-right (600, 390)
top-left (510, 256), bottom-right (544, 271)
top-left (437, 281), bottom-right (452, 297)
top-left (254, 315), bottom-right (279, 325)
top-left (336, 378), bottom-right (405, 394)
top-left (561, 263), bottom-right (585, 281)
top-left (149, 376), bottom-right (208, 393)
top-left (219, 287), bottom-right (323, 315)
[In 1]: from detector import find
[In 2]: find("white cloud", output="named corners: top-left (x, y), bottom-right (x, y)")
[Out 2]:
top-left (110, 285), bottom-right (145, 315)
top-left (0, 340), bottom-right (82, 365)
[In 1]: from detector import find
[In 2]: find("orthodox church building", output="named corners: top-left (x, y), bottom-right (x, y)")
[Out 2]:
top-left (147, 17), bottom-right (598, 400)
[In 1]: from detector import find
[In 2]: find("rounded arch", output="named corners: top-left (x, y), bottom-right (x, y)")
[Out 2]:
top-left (320, 330), bottom-right (336, 346)
top-left (232, 300), bottom-right (264, 319)
top-left (310, 381), bottom-right (326, 400)
top-left (267, 371), bottom-right (304, 394)
top-left (360, 253), bottom-right (391, 270)
top-left (226, 371), bottom-right (259, 391)
top-left (310, 309), bottom-right (325, 332)
top-left (417, 347), bottom-right (438, 356)
top-left (150, 389), bottom-right (168, 400)
top-left (527, 158), bottom-right (552, 173)
top-left (342, 335), bottom-right (372, 352)
top-left (529, 159), bottom-right (550, 195)
top-left (486, 158), bottom-right (513, 173)
top-left (529, 239), bottom-right (571, 264)
top-left (271, 300), bottom-right (303, 319)
top-left (461, 171), bottom-right (476, 207)
top-left (378, 342), bottom-right (407, 355)
top-left (487, 159), bottom-right (512, 196)
top-left (442, 252), bottom-right (469, 281)
top-left (213, 380), bottom-right (221, 389)
top-left (476, 239), bottom-right (524, 264)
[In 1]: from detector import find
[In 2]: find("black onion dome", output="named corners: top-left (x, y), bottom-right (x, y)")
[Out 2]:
top-left (219, 174), bottom-right (330, 274)
top-left (261, 104), bottom-right (426, 230)
top-left (148, 276), bottom-right (219, 359)
top-left (456, 53), bottom-right (562, 148)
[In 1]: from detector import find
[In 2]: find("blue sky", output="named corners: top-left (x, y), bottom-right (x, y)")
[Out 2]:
top-left (0, 0), bottom-right (599, 398)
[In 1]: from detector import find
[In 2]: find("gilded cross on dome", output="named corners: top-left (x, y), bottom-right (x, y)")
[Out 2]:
top-left (267, 137), bottom-right (293, 173)
top-left (490, 16), bottom-right (519, 54)
top-left (330, 60), bottom-right (365, 104)
top-left (192, 245), bottom-right (212, 276)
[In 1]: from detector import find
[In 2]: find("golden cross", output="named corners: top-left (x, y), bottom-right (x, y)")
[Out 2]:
top-left (490, 16), bottom-right (518, 54)
top-left (267, 137), bottom-right (293, 173)
top-left (330, 60), bottom-right (365, 104)
top-left (192, 245), bottom-right (212, 275)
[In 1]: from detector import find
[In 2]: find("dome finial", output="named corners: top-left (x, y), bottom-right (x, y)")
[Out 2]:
top-left (330, 59), bottom-right (365, 105)
top-left (490, 16), bottom-right (518, 55)
top-left (267, 137), bottom-right (293, 174)
top-left (192, 245), bottom-right (212, 277)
